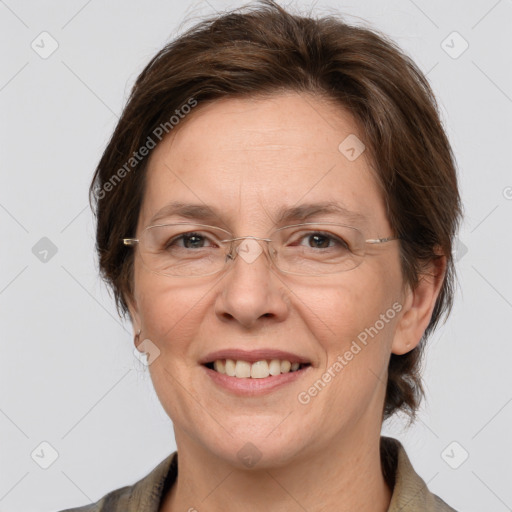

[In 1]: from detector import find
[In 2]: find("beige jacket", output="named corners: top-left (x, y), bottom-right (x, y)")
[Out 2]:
top-left (59, 437), bottom-right (457, 511)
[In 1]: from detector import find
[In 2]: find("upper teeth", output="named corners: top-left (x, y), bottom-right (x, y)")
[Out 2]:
top-left (213, 359), bottom-right (303, 379)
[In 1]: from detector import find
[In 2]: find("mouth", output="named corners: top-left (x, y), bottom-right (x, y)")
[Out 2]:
top-left (203, 359), bottom-right (312, 379)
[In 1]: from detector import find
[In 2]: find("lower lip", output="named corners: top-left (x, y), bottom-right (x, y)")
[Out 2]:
top-left (203, 365), bottom-right (311, 396)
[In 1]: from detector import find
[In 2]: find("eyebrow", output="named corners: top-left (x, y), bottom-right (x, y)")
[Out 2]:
top-left (148, 200), bottom-right (367, 227)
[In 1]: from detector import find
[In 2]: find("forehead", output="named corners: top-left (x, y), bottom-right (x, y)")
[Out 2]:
top-left (140, 92), bottom-right (387, 232)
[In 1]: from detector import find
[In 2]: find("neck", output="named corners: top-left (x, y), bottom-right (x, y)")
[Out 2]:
top-left (160, 427), bottom-right (392, 512)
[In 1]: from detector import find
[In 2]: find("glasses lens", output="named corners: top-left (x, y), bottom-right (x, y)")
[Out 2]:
top-left (140, 223), bottom-right (230, 277)
top-left (136, 222), bottom-right (365, 277)
top-left (271, 223), bottom-right (365, 275)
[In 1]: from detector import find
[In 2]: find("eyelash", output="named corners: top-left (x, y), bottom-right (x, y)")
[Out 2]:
top-left (168, 231), bottom-right (349, 250)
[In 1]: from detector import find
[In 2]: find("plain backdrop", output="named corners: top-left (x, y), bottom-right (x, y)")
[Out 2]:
top-left (1, 0), bottom-right (511, 511)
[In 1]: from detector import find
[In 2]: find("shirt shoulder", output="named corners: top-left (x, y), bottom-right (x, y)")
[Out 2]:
top-left (56, 451), bottom-right (178, 512)
top-left (381, 436), bottom-right (458, 512)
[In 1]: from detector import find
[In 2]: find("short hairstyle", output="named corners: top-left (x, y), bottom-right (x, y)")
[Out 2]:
top-left (89, 0), bottom-right (462, 421)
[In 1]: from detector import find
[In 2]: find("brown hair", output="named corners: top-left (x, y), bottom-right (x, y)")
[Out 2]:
top-left (89, 0), bottom-right (462, 420)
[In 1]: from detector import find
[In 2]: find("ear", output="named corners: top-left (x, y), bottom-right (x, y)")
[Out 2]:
top-left (126, 294), bottom-right (142, 340)
top-left (392, 254), bottom-right (447, 355)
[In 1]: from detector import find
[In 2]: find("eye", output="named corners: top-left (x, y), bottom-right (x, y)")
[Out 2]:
top-left (166, 231), bottom-right (217, 250)
top-left (294, 231), bottom-right (350, 251)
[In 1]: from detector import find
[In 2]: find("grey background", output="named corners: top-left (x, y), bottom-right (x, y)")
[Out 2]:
top-left (1, 0), bottom-right (511, 510)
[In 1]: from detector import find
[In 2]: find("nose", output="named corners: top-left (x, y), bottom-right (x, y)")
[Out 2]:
top-left (214, 237), bottom-right (290, 329)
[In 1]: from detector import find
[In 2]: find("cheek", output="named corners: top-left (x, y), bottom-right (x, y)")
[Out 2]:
top-left (309, 264), bottom-right (403, 369)
top-left (305, 269), bottom-right (397, 334)
top-left (135, 272), bottom-right (212, 351)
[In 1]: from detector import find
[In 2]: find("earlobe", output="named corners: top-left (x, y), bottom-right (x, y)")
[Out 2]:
top-left (392, 254), bottom-right (447, 356)
top-left (126, 296), bottom-right (141, 337)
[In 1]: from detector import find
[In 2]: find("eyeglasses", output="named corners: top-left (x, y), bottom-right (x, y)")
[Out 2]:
top-left (122, 222), bottom-right (399, 277)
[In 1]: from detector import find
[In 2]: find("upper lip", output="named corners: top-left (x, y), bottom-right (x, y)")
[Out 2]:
top-left (200, 349), bottom-right (311, 365)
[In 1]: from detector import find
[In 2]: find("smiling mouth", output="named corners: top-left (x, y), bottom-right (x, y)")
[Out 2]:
top-left (204, 359), bottom-right (311, 379)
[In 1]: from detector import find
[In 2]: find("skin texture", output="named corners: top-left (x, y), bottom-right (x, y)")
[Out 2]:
top-left (127, 92), bottom-right (446, 512)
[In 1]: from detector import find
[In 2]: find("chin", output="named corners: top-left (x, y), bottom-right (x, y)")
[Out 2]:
top-left (198, 423), bottom-right (313, 471)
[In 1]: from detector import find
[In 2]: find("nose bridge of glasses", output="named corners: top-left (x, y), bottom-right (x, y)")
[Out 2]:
top-left (222, 235), bottom-right (274, 265)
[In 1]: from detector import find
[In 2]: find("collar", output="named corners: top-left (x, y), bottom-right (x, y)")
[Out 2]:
top-left (104, 436), bottom-right (455, 511)
top-left (381, 436), bottom-right (456, 511)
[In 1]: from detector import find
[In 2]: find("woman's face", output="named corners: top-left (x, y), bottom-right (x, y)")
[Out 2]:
top-left (129, 92), bottom-right (409, 467)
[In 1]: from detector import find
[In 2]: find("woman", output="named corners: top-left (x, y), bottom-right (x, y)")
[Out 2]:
top-left (61, 1), bottom-right (461, 510)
